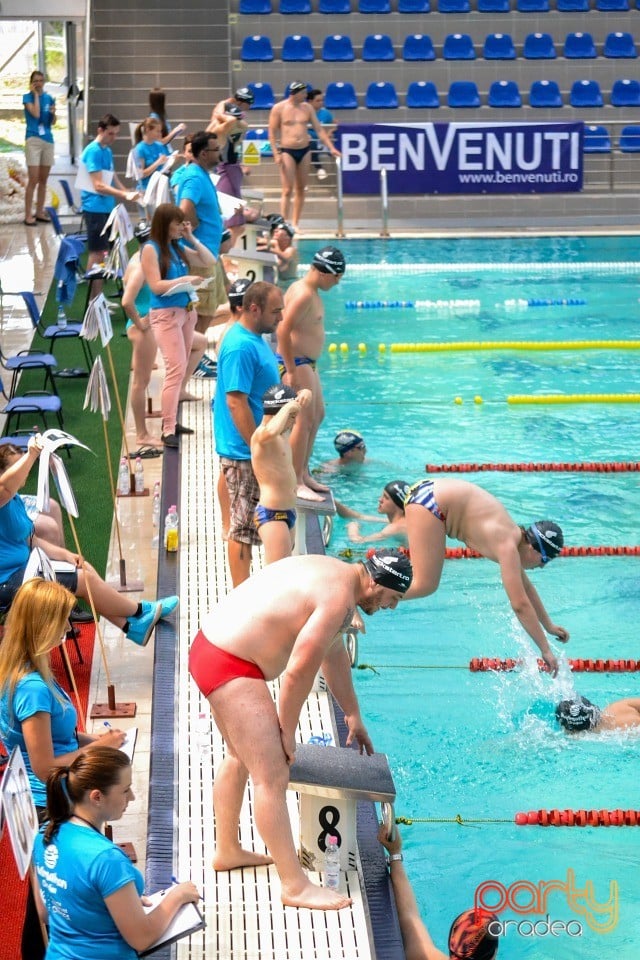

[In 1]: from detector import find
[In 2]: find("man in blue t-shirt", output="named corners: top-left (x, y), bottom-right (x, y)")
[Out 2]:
top-left (178, 129), bottom-right (224, 335)
top-left (214, 281), bottom-right (283, 586)
top-left (79, 113), bottom-right (140, 291)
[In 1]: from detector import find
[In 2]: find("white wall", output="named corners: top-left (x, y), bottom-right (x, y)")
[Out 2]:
top-left (0, 0), bottom-right (85, 17)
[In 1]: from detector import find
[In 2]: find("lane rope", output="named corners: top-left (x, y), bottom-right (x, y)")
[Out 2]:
top-left (425, 461), bottom-right (640, 473)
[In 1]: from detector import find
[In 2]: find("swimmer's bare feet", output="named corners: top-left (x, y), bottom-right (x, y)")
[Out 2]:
top-left (213, 847), bottom-right (273, 871)
top-left (304, 473), bottom-right (330, 494)
top-left (281, 880), bottom-right (352, 911)
top-left (296, 483), bottom-right (324, 502)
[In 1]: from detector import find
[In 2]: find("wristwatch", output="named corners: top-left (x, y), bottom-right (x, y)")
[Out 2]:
top-left (388, 853), bottom-right (403, 864)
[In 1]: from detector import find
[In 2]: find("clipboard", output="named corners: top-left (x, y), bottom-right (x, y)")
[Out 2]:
top-left (119, 727), bottom-right (138, 764)
top-left (137, 891), bottom-right (205, 956)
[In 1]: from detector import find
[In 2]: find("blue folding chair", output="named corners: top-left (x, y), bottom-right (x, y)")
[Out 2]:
top-left (20, 291), bottom-right (92, 376)
top-left (240, 0), bottom-right (272, 11)
top-left (280, 0), bottom-right (311, 11)
top-left (488, 80), bottom-right (522, 107)
top-left (359, 0), bottom-right (391, 10)
top-left (365, 82), bottom-right (398, 108)
top-left (448, 81), bottom-right (481, 107)
top-left (478, 0), bottom-right (510, 10)
top-left (611, 78), bottom-right (640, 107)
top-left (403, 34), bottom-right (435, 60)
top-left (564, 32), bottom-right (597, 58)
top-left (282, 35), bottom-right (315, 61)
top-left (604, 32), bottom-right (637, 58)
top-left (583, 125), bottom-right (611, 152)
top-left (45, 205), bottom-right (87, 245)
top-left (58, 178), bottom-right (82, 215)
top-left (406, 81), bottom-right (440, 107)
top-left (1, 389), bottom-right (64, 434)
top-left (529, 80), bottom-right (563, 107)
top-left (483, 33), bottom-right (516, 59)
top-left (319, 0), bottom-right (351, 10)
top-left (248, 82), bottom-right (275, 109)
top-left (570, 79), bottom-right (603, 107)
top-left (240, 35), bottom-right (274, 61)
top-left (362, 34), bottom-right (395, 61)
top-left (596, 0), bottom-right (628, 9)
top-left (438, 0), bottom-right (470, 10)
top-left (244, 128), bottom-right (273, 156)
top-left (619, 125), bottom-right (640, 151)
top-left (399, 0), bottom-right (430, 10)
top-left (523, 33), bottom-right (556, 59)
top-left (325, 82), bottom-right (358, 109)
top-left (322, 35), bottom-right (355, 61)
top-left (0, 292), bottom-right (59, 399)
top-left (443, 33), bottom-right (476, 59)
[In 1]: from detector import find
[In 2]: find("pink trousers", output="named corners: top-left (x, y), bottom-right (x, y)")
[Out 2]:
top-left (149, 306), bottom-right (197, 435)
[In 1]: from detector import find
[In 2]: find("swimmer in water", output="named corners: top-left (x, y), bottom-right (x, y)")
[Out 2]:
top-left (556, 695), bottom-right (640, 733)
top-left (336, 480), bottom-right (409, 546)
top-left (316, 430), bottom-right (367, 476)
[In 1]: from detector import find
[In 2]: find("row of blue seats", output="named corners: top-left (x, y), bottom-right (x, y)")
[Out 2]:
top-left (245, 123), bottom-right (639, 151)
top-left (240, 31), bottom-right (638, 60)
top-left (240, 0), bottom-right (637, 12)
top-left (244, 77), bottom-right (640, 107)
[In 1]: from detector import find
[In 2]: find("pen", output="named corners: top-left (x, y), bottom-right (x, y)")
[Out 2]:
top-left (103, 721), bottom-right (112, 729)
top-left (171, 875), bottom-right (179, 885)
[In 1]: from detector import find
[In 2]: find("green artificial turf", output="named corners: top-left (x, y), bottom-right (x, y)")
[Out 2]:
top-left (5, 274), bottom-right (131, 577)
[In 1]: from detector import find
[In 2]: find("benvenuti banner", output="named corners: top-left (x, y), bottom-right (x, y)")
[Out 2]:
top-left (336, 122), bottom-right (584, 195)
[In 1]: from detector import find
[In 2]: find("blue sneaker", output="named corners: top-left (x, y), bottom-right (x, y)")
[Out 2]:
top-left (192, 358), bottom-right (217, 379)
top-left (159, 595), bottom-right (179, 619)
top-left (126, 601), bottom-right (162, 647)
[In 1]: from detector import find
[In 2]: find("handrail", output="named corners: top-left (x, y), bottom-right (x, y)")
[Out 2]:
top-left (335, 156), bottom-right (345, 239)
top-left (380, 168), bottom-right (390, 238)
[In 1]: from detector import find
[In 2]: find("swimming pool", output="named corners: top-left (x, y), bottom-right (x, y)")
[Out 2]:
top-left (300, 235), bottom-right (640, 958)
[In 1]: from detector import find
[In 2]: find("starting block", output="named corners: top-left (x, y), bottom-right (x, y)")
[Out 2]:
top-left (289, 744), bottom-right (396, 874)
top-left (294, 488), bottom-right (335, 557)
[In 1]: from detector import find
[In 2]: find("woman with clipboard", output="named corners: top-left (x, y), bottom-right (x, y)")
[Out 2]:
top-left (32, 747), bottom-right (202, 958)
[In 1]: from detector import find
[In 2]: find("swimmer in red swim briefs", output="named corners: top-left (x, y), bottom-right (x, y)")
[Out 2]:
top-left (188, 549), bottom-right (412, 912)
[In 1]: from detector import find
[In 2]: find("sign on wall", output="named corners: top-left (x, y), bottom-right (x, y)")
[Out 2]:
top-left (336, 122), bottom-right (584, 195)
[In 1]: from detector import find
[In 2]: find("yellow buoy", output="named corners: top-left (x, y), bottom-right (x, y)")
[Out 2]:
top-left (328, 343), bottom-right (337, 353)
top-left (340, 342), bottom-right (349, 353)
top-left (358, 342), bottom-right (367, 353)
top-left (378, 343), bottom-right (387, 353)
top-left (454, 396), bottom-right (463, 405)
top-left (474, 395), bottom-right (483, 404)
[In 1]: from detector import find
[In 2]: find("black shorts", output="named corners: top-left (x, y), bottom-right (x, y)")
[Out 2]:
top-left (84, 211), bottom-right (111, 252)
top-left (0, 564), bottom-right (79, 612)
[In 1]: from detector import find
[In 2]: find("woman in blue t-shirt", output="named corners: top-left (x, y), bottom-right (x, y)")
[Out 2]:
top-left (132, 117), bottom-right (170, 192)
top-left (23, 70), bottom-right (56, 226)
top-left (140, 203), bottom-right (216, 447)
top-left (33, 747), bottom-right (200, 960)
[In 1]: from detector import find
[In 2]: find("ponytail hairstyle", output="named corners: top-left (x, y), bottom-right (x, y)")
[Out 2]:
top-left (43, 747), bottom-right (131, 844)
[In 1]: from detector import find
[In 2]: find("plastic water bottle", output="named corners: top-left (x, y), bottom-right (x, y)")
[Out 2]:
top-left (57, 305), bottom-right (68, 329)
top-left (195, 712), bottom-right (210, 758)
top-left (151, 482), bottom-right (161, 547)
top-left (164, 504), bottom-right (179, 552)
top-left (134, 456), bottom-right (145, 494)
top-left (117, 456), bottom-right (131, 496)
top-left (324, 835), bottom-right (341, 890)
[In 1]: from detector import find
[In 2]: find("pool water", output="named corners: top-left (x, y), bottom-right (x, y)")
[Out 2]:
top-left (298, 235), bottom-right (640, 958)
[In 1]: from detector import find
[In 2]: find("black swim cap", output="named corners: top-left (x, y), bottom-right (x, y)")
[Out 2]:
top-left (278, 222), bottom-right (295, 238)
top-left (362, 549), bottom-right (413, 594)
top-left (268, 214), bottom-right (286, 234)
top-left (235, 87), bottom-right (254, 104)
top-left (312, 246), bottom-right (346, 276)
top-left (384, 480), bottom-right (410, 511)
top-left (289, 81), bottom-right (308, 95)
top-left (555, 696), bottom-right (602, 732)
top-left (225, 102), bottom-right (244, 119)
top-left (525, 521), bottom-right (564, 562)
top-left (262, 384), bottom-right (297, 414)
top-left (334, 430), bottom-right (364, 455)
top-left (448, 909), bottom-right (499, 960)
top-left (228, 277), bottom-right (253, 307)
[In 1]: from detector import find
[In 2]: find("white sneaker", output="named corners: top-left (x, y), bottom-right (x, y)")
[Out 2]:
top-left (317, 167), bottom-right (328, 181)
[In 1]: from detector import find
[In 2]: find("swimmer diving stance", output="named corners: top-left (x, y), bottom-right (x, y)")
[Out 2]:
top-left (403, 478), bottom-right (569, 676)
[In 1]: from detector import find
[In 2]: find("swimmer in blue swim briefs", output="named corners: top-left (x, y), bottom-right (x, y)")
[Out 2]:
top-left (403, 478), bottom-right (569, 677)
top-left (250, 383), bottom-right (312, 564)
top-left (275, 354), bottom-right (316, 379)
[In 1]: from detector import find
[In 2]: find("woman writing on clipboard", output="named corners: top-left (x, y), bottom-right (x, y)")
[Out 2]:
top-left (33, 746), bottom-right (201, 958)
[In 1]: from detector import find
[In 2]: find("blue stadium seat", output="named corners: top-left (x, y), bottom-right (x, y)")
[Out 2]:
top-left (483, 33), bottom-right (516, 59)
top-left (325, 81), bottom-right (358, 108)
top-left (403, 34), bottom-right (436, 60)
top-left (557, 0), bottom-right (588, 8)
top-left (523, 33), bottom-right (556, 59)
top-left (399, 0), bottom-right (430, 9)
top-left (244, 128), bottom-right (273, 156)
top-left (529, 79), bottom-right (563, 107)
top-left (517, 0), bottom-right (549, 9)
top-left (365, 81), bottom-right (398, 108)
top-left (583, 124), bottom-right (611, 152)
top-left (280, 0), bottom-right (311, 10)
top-left (443, 33), bottom-right (476, 59)
top-left (619, 125), bottom-right (640, 151)
top-left (564, 32), bottom-right (596, 58)
top-left (448, 81), bottom-right (481, 107)
top-left (604, 32), bottom-right (637, 58)
top-left (322, 35), bottom-right (355, 61)
top-left (247, 82), bottom-right (275, 108)
top-left (596, 0), bottom-right (628, 8)
top-left (488, 79), bottom-right (522, 106)
top-left (240, 0), bottom-right (272, 12)
top-left (319, 0), bottom-right (351, 11)
top-left (570, 79), bottom-right (603, 106)
top-left (362, 34), bottom-right (396, 60)
top-left (406, 81), bottom-right (440, 107)
top-left (282, 35), bottom-right (314, 61)
top-left (359, 0), bottom-right (391, 10)
top-left (438, 0), bottom-right (470, 11)
top-left (241, 35), bottom-right (274, 61)
top-left (478, 0), bottom-right (510, 10)
top-left (611, 78), bottom-right (640, 106)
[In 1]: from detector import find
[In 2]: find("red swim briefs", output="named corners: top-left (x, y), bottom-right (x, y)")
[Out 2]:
top-left (189, 629), bottom-right (265, 697)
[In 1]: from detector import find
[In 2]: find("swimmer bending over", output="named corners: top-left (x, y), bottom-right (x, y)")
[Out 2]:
top-left (404, 478), bottom-right (568, 676)
top-left (188, 549), bottom-right (412, 911)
